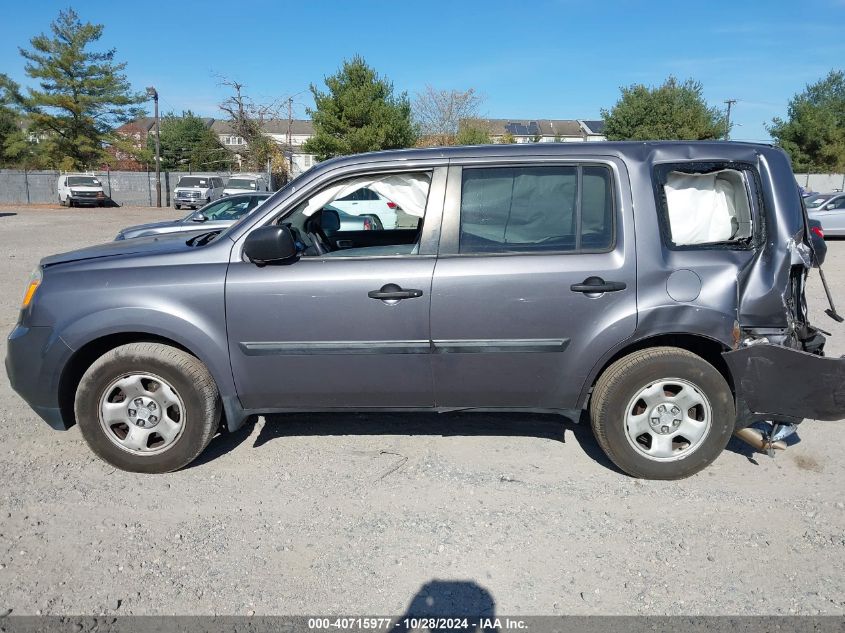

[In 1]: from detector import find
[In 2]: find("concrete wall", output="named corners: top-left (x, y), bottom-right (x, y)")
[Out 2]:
top-left (795, 173), bottom-right (845, 193)
top-left (0, 170), bottom-right (231, 207)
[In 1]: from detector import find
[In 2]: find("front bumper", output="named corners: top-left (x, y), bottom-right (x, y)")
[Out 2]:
top-left (724, 344), bottom-right (845, 424)
top-left (5, 325), bottom-right (73, 430)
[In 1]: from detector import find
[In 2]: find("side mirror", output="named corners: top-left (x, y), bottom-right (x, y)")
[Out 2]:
top-left (825, 203), bottom-right (836, 210)
top-left (192, 213), bottom-right (208, 222)
top-left (244, 225), bottom-right (297, 264)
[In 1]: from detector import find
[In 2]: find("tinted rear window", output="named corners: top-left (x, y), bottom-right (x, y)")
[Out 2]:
top-left (459, 165), bottom-right (613, 254)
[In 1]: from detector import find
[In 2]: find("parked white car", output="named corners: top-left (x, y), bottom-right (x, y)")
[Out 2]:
top-left (173, 175), bottom-right (224, 210)
top-left (223, 174), bottom-right (268, 196)
top-left (330, 186), bottom-right (399, 229)
top-left (57, 174), bottom-right (106, 207)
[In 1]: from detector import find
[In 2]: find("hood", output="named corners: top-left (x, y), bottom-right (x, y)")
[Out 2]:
top-left (118, 219), bottom-right (234, 240)
top-left (68, 185), bottom-right (103, 191)
top-left (41, 229), bottom-right (212, 267)
top-left (119, 219), bottom-right (187, 234)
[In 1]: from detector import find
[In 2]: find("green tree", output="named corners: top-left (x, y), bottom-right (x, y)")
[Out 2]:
top-left (768, 70), bottom-right (845, 172)
top-left (499, 131), bottom-right (516, 144)
top-left (17, 8), bottom-right (144, 169)
top-left (150, 112), bottom-right (231, 171)
top-left (601, 77), bottom-right (727, 141)
top-left (0, 74), bottom-right (22, 166)
top-left (303, 56), bottom-right (416, 160)
top-left (455, 124), bottom-right (490, 145)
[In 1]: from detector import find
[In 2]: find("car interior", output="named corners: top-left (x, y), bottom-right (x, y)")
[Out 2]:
top-left (277, 172), bottom-right (431, 257)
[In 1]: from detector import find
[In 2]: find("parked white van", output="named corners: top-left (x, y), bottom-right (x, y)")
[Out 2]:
top-left (57, 174), bottom-right (106, 207)
top-left (173, 175), bottom-right (224, 210)
top-left (223, 174), bottom-right (268, 196)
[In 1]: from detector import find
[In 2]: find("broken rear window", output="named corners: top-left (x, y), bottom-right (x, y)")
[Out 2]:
top-left (656, 165), bottom-right (755, 248)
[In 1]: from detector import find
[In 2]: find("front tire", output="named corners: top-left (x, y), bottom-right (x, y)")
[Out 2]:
top-left (589, 346), bottom-right (735, 479)
top-left (174, 204), bottom-right (181, 210)
top-left (74, 342), bottom-right (221, 473)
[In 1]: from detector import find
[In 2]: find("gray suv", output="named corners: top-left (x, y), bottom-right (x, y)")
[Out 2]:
top-left (6, 142), bottom-right (845, 479)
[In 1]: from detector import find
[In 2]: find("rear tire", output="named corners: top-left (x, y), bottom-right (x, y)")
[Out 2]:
top-left (74, 342), bottom-right (221, 473)
top-left (174, 204), bottom-right (181, 210)
top-left (589, 346), bottom-right (735, 479)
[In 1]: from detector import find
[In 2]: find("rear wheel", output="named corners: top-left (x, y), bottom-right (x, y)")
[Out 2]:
top-left (74, 342), bottom-right (221, 473)
top-left (174, 204), bottom-right (181, 210)
top-left (589, 346), bottom-right (735, 479)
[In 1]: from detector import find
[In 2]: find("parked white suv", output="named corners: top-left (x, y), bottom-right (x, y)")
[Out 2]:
top-left (173, 175), bottom-right (224, 210)
top-left (57, 174), bottom-right (106, 207)
top-left (330, 186), bottom-right (400, 229)
top-left (223, 174), bottom-right (268, 196)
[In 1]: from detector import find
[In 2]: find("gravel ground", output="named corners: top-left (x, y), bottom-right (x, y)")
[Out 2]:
top-left (0, 205), bottom-right (844, 617)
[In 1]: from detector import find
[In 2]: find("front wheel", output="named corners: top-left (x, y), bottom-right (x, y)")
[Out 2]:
top-left (74, 342), bottom-right (221, 473)
top-left (589, 346), bottom-right (735, 479)
top-left (174, 204), bottom-right (181, 210)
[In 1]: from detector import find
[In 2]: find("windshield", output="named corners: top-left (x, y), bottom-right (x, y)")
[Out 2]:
top-left (185, 197), bottom-right (254, 221)
top-left (227, 179), bottom-right (257, 189)
top-left (67, 176), bottom-right (100, 186)
top-left (804, 194), bottom-right (831, 209)
top-left (177, 177), bottom-right (209, 188)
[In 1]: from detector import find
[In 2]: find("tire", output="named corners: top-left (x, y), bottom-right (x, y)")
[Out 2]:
top-left (174, 204), bottom-right (181, 210)
top-left (74, 342), bottom-right (221, 473)
top-left (589, 346), bottom-right (735, 480)
top-left (67, 198), bottom-right (74, 208)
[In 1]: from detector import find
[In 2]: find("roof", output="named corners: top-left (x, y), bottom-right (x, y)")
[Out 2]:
top-left (211, 119), bottom-right (314, 136)
top-left (117, 117), bottom-right (215, 133)
top-left (462, 118), bottom-right (585, 137)
top-left (309, 140), bottom-right (778, 173)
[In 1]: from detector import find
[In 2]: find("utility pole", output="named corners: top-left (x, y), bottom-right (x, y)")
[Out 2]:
top-left (146, 87), bottom-right (161, 207)
top-left (724, 99), bottom-right (737, 141)
top-left (286, 96), bottom-right (294, 178)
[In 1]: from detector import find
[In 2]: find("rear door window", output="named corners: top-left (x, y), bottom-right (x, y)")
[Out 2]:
top-left (458, 165), bottom-right (614, 254)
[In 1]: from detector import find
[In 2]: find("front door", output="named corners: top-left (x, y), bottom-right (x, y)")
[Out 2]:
top-left (430, 161), bottom-right (637, 410)
top-left (225, 167), bottom-right (446, 410)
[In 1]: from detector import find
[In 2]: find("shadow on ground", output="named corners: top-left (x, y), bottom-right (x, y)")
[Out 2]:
top-left (394, 580), bottom-right (499, 631)
top-left (191, 409), bottom-right (622, 474)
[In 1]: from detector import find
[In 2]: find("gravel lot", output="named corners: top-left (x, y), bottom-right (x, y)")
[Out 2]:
top-left (1, 205), bottom-right (844, 617)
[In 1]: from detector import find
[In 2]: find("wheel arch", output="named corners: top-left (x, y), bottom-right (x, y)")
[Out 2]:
top-left (57, 326), bottom-right (244, 432)
top-left (578, 332), bottom-right (734, 410)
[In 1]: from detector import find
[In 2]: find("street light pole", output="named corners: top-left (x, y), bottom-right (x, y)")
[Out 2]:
top-left (146, 87), bottom-right (162, 207)
top-left (724, 99), bottom-right (737, 141)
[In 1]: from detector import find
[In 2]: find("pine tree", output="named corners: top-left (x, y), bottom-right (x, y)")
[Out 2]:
top-left (18, 8), bottom-right (144, 169)
top-left (303, 56), bottom-right (416, 160)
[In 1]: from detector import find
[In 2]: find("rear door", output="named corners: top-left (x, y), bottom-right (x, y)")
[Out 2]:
top-left (430, 159), bottom-right (636, 410)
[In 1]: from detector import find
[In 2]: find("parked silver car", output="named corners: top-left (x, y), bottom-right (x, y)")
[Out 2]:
top-left (115, 193), bottom-right (272, 240)
top-left (806, 192), bottom-right (845, 236)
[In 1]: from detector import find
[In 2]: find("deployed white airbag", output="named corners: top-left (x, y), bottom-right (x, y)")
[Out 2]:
top-left (664, 170), bottom-right (750, 245)
top-left (302, 172), bottom-right (431, 218)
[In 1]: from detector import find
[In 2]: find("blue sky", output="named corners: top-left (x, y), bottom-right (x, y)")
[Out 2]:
top-left (1, 0), bottom-right (843, 142)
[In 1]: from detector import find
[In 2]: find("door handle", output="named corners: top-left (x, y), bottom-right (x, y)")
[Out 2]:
top-left (368, 283), bottom-right (423, 301)
top-left (570, 276), bottom-right (627, 293)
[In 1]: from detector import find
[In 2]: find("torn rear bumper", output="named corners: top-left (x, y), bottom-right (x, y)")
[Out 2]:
top-left (723, 344), bottom-right (845, 424)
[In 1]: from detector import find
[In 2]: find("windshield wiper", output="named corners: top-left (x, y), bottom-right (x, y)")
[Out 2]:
top-left (186, 230), bottom-right (221, 247)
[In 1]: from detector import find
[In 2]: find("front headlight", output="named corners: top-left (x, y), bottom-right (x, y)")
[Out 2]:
top-left (70, 189), bottom-right (79, 196)
top-left (21, 267), bottom-right (42, 309)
